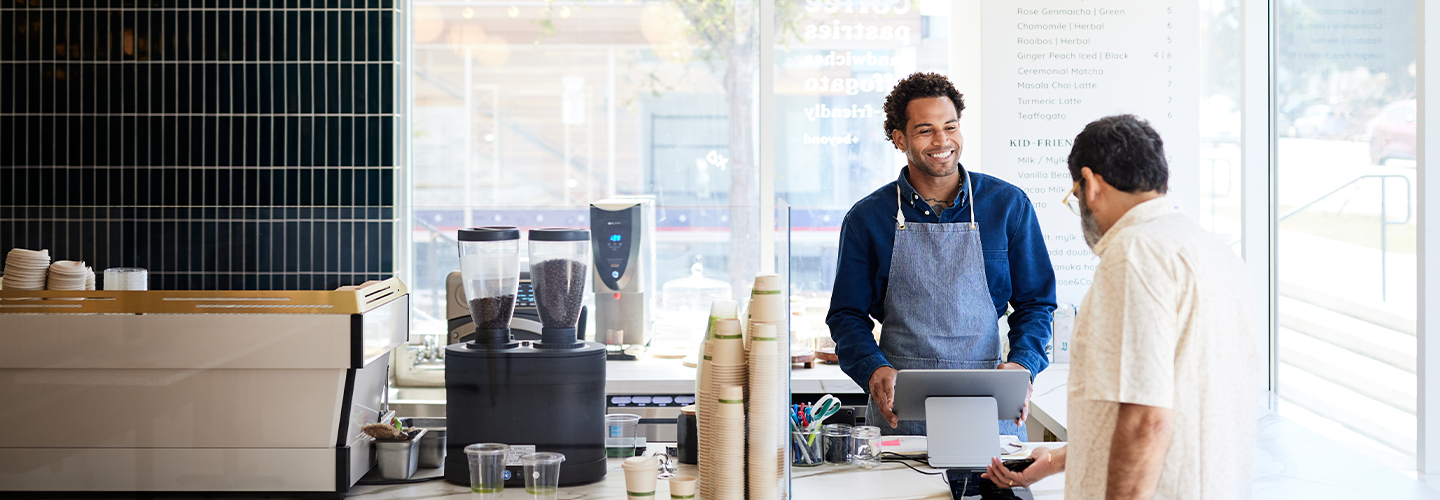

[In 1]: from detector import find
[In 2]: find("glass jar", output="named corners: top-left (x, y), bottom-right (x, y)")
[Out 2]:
top-left (849, 425), bottom-right (882, 468)
top-left (822, 423), bottom-right (852, 465)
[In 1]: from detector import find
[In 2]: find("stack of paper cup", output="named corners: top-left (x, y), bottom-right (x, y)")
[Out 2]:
top-left (3, 248), bottom-right (51, 290)
top-left (622, 455), bottom-right (659, 500)
top-left (46, 261), bottom-right (88, 291)
top-left (747, 324), bottom-right (782, 500)
top-left (694, 300), bottom-right (735, 500)
top-left (715, 384), bottom-right (746, 500)
top-left (104, 267), bottom-right (148, 291)
top-left (701, 319), bottom-right (747, 500)
top-left (695, 338), bottom-right (714, 497)
top-left (748, 274), bottom-right (787, 360)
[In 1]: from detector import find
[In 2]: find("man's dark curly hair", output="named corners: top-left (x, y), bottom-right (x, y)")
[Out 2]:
top-left (1067, 114), bottom-right (1169, 194)
top-left (883, 72), bottom-right (965, 146)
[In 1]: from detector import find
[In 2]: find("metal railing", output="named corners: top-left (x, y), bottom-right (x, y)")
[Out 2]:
top-left (1278, 174), bottom-right (1412, 301)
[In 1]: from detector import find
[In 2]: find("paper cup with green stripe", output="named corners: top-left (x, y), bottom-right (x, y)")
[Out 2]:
top-left (622, 455), bottom-right (659, 500)
top-left (667, 476), bottom-right (697, 499)
top-left (710, 319), bottom-right (746, 365)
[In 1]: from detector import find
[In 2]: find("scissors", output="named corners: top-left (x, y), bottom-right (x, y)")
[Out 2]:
top-left (807, 395), bottom-right (841, 429)
top-left (805, 394), bottom-right (843, 445)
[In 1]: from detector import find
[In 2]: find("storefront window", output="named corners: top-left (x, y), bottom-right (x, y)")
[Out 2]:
top-left (775, 0), bottom-right (943, 347)
top-left (407, 0), bottom-right (761, 340)
top-left (1275, 0), bottom-right (1418, 474)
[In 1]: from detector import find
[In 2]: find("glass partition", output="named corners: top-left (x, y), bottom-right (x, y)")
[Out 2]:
top-left (774, 0), bottom-right (945, 342)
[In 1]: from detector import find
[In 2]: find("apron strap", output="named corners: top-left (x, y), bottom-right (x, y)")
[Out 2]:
top-left (895, 185), bottom-right (906, 230)
top-left (896, 170), bottom-right (977, 230)
top-left (964, 169), bottom-right (977, 229)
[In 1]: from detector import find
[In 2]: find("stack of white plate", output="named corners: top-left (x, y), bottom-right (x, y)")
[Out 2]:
top-left (3, 249), bottom-right (51, 291)
top-left (85, 267), bottom-right (96, 290)
top-left (747, 325), bottom-right (782, 500)
top-left (714, 384), bottom-right (747, 500)
top-left (701, 319), bottom-right (747, 500)
top-left (748, 274), bottom-right (787, 360)
top-left (47, 261), bottom-right (89, 291)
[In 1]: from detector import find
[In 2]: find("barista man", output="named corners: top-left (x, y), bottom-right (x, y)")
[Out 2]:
top-left (826, 73), bottom-right (1057, 437)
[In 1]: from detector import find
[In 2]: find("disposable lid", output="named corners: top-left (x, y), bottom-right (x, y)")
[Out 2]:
top-left (528, 228), bottom-right (589, 241)
top-left (520, 451), bottom-right (566, 465)
top-left (459, 226), bottom-right (520, 242)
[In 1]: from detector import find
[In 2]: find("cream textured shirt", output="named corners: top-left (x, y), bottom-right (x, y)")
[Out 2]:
top-left (1066, 197), bottom-right (1261, 500)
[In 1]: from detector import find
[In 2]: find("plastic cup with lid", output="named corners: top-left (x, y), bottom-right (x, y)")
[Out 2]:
top-left (465, 443), bottom-right (509, 500)
top-left (521, 451), bottom-right (565, 500)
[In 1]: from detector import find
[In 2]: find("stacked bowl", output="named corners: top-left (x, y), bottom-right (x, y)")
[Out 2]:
top-left (3, 249), bottom-right (51, 291)
top-left (46, 261), bottom-right (89, 291)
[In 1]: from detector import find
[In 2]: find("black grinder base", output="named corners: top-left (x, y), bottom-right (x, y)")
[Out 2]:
top-left (443, 340), bottom-right (607, 487)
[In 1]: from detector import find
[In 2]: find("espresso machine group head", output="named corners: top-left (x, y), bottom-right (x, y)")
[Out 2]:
top-left (590, 198), bottom-right (656, 358)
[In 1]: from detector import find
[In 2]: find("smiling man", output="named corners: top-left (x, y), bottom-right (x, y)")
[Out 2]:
top-left (826, 72), bottom-right (1057, 437)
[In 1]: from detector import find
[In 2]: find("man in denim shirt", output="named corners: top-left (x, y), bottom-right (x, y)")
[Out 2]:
top-left (825, 73), bottom-right (1056, 437)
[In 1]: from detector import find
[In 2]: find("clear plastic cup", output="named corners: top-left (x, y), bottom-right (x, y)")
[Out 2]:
top-left (605, 414), bottom-right (641, 457)
top-left (465, 443), bottom-right (509, 499)
top-left (521, 452), bottom-right (566, 500)
top-left (850, 426), bottom-right (883, 468)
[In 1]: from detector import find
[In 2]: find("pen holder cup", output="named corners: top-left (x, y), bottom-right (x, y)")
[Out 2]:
top-left (791, 429), bottom-right (823, 467)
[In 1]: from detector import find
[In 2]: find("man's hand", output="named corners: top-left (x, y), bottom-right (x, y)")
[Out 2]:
top-left (868, 366), bottom-right (899, 429)
top-left (983, 446), bottom-right (1065, 489)
top-left (998, 362), bottom-right (1032, 426)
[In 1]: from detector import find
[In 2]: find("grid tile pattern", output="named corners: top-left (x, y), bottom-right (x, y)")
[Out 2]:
top-left (0, 0), bottom-right (398, 290)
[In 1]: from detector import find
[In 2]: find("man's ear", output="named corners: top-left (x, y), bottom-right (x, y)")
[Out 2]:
top-left (891, 129), bottom-right (905, 152)
top-left (1079, 167), bottom-right (1105, 203)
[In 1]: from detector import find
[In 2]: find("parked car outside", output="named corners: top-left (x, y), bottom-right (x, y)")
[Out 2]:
top-left (1368, 99), bottom-right (1416, 165)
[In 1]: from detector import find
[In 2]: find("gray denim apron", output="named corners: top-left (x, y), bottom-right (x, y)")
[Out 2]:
top-left (866, 172), bottom-right (1023, 438)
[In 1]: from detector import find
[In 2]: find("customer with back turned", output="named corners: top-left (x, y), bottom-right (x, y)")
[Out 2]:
top-left (825, 72), bottom-right (1056, 438)
top-left (981, 114), bottom-right (1261, 499)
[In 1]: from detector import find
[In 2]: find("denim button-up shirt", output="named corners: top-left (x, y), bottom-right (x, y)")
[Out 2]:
top-left (825, 166), bottom-right (1058, 388)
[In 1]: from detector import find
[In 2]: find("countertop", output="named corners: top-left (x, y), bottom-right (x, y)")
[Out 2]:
top-left (347, 443), bottom-right (1064, 500)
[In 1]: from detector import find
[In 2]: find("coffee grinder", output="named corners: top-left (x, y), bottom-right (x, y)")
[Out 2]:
top-left (445, 227), bottom-right (607, 487)
top-left (590, 198), bottom-right (655, 360)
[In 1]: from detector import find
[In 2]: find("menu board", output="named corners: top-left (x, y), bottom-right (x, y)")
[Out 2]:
top-left (980, 1), bottom-right (1200, 305)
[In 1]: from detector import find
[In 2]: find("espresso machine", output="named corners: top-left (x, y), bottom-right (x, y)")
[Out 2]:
top-left (590, 198), bottom-right (655, 358)
top-left (445, 227), bottom-right (607, 487)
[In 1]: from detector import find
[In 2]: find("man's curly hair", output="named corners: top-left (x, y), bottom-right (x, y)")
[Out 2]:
top-left (883, 72), bottom-right (965, 146)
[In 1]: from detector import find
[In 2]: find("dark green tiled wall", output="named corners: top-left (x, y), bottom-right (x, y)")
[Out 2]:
top-left (0, 0), bottom-right (399, 290)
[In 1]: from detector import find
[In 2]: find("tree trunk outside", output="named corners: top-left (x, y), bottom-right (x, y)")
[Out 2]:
top-left (725, 36), bottom-right (761, 300)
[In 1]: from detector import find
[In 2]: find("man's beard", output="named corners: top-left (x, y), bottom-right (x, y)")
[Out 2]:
top-left (908, 147), bottom-right (959, 179)
top-left (1078, 194), bottom-right (1102, 251)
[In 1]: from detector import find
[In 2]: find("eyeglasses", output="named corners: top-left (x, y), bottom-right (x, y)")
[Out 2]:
top-left (1061, 182), bottom-right (1080, 216)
